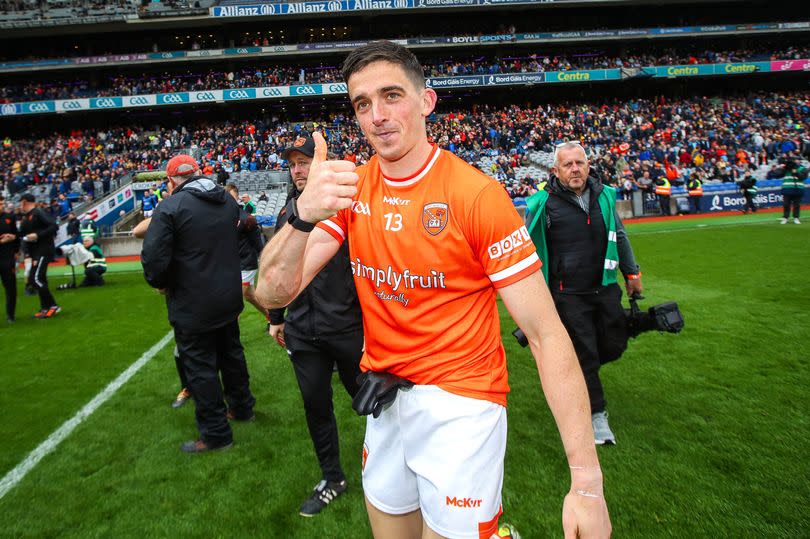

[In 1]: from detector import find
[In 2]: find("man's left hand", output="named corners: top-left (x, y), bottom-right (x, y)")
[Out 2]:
top-left (626, 276), bottom-right (643, 298)
top-left (562, 490), bottom-right (612, 539)
top-left (25, 233), bottom-right (37, 242)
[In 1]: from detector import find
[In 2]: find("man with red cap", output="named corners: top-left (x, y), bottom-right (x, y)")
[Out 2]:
top-left (142, 154), bottom-right (256, 453)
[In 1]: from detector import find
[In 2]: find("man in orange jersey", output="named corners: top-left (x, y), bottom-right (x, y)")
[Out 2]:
top-left (257, 41), bottom-right (610, 539)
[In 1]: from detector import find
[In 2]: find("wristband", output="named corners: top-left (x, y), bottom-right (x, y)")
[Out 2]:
top-left (626, 272), bottom-right (642, 280)
top-left (288, 198), bottom-right (316, 233)
top-left (575, 489), bottom-right (604, 499)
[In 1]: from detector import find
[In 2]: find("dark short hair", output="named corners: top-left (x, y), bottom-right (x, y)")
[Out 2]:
top-left (342, 40), bottom-right (425, 90)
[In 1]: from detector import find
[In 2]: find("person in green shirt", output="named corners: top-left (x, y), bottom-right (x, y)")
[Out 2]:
top-left (240, 193), bottom-right (257, 215)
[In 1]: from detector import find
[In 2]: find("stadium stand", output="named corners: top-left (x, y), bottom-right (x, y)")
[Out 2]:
top-left (2, 45), bottom-right (809, 103)
top-left (2, 90), bottom-right (807, 223)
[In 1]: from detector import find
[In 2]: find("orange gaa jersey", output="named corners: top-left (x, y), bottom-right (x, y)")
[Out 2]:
top-left (317, 145), bottom-right (540, 406)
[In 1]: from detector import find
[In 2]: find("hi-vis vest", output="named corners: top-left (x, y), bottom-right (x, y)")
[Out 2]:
top-left (687, 178), bottom-right (703, 196)
top-left (655, 177), bottom-right (671, 196)
top-left (781, 173), bottom-right (805, 192)
top-left (87, 244), bottom-right (107, 270)
top-left (80, 221), bottom-right (98, 239)
top-left (526, 185), bottom-right (620, 286)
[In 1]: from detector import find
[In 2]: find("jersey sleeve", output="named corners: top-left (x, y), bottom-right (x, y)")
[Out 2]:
top-left (466, 181), bottom-right (541, 289)
top-left (315, 207), bottom-right (348, 245)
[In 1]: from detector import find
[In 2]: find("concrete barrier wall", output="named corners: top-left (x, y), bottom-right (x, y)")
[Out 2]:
top-left (100, 236), bottom-right (143, 257)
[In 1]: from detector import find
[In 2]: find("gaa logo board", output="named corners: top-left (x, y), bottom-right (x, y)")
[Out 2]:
top-left (422, 202), bottom-right (448, 235)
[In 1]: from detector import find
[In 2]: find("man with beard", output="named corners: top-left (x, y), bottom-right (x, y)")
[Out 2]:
top-left (267, 136), bottom-right (364, 518)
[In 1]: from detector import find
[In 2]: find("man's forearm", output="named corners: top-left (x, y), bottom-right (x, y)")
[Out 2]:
top-left (529, 330), bottom-right (602, 484)
top-left (256, 223), bottom-right (310, 309)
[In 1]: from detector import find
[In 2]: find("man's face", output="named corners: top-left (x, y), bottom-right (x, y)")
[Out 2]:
top-left (20, 200), bottom-right (34, 213)
top-left (347, 61), bottom-right (436, 163)
top-left (0, 200), bottom-right (5, 213)
top-left (553, 146), bottom-right (590, 194)
top-left (287, 151), bottom-right (313, 192)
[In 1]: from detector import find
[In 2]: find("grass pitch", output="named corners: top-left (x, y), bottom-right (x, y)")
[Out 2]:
top-left (0, 213), bottom-right (808, 538)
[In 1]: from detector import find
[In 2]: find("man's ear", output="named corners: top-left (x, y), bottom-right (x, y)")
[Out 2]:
top-left (422, 87), bottom-right (438, 118)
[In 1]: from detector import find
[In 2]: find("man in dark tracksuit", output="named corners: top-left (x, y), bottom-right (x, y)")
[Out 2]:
top-left (18, 193), bottom-right (60, 319)
top-left (142, 155), bottom-right (255, 453)
top-left (526, 142), bottom-right (642, 445)
top-left (0, 196), bottom-right (19, 323)
top-left (267, 136), bottom-right (363, 517)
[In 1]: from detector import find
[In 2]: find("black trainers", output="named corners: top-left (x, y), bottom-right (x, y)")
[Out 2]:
top-left (299, 479), bottom-right (347, 517)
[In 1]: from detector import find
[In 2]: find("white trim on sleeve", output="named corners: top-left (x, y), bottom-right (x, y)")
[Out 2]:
top-left (321, 219), bottom-right (345, 240)
top-left (488, 251), bottom-right (540, 283)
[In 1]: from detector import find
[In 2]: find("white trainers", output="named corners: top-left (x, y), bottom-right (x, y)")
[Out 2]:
top-left (780, 218), bottom-right (788, 225)
top-left (592, 411), bottom-right (616, 445)
top-left (795, 218), bottom-right (801, 225)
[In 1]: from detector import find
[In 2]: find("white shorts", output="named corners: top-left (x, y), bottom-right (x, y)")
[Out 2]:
top-left (362, 385), bottom-right (506, 539)
top-left (241, 269), bottom-right (257, 286)
top-left (143, 209), bottom-right (153, 218)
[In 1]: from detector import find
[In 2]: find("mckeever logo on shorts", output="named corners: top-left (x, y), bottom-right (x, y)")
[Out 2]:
top-left (445, 496), bottom-right (482, 508)
top-left (351, 257), bottom-right (446, 308)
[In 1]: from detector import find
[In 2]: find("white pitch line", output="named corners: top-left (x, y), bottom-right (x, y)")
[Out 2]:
top-left (0, 330), bottom-right (174, 501)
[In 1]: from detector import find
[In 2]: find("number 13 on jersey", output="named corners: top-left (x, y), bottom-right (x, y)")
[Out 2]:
top-left (383, 213), bottom-right (403, 232)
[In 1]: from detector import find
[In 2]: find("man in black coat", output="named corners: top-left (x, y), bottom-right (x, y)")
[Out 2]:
top-left (18, 193), bottom-right (60, 319)
top-left (0, 196), bottom-right (20, 323)
top-left (267, 136), bottom-right (363, 517)
top-left (142, 155), bottom-right (255, 453)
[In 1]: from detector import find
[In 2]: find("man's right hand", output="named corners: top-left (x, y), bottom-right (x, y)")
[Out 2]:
top-left (295, 131), bottom-right (358, 224)
top-left (268, 323), bottom-right (286, 347)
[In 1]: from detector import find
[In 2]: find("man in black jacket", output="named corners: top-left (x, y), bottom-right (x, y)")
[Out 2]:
top-left (526, 142), bottom-right (642, 445)
top-left (18, 193), bottom-right (60, 319)
top-left (142, 155), bottom-right (255, 453)
top-left (267, 136), bottom-right (364, 517)
top-left (0, 196), bottom-right (19, 323)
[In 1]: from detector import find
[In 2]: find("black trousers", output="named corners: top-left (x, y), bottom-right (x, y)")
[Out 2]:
top-left (689, 195), bottom-right (701, 214)
top-left (552, 284), bottom-right (628, 414)
top-left (80, 266), bottom-right (105, 287)
top-left (28, 256), bottom-right (56, 310)
top-left (783, 193), bottom-right (802, 219)
top-left (0, 263), bottom-right (16, 320)
top-left (658, 194), bottom-right (671, 215)
top-left (174, 319), bottom-right (255, 448)
top-left (742, 192), bottom-right (757, 213)
top-left (286, 331), bottom-right (363, 483)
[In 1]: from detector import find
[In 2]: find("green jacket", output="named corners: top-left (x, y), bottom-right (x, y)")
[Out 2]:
top-left (525, 185), bottom-right (619, 286)
top-left (781, 172), bottom-right (805, 195)
top-left (87, 244), bottom-right (107, 270)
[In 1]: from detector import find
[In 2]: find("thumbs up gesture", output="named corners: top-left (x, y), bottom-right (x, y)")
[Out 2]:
top-left (296, 131), bottom-right (358, 224)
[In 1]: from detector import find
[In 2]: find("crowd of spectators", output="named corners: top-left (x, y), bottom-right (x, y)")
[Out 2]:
top-left (2, 91), bottom-right (807, 214)
top-left (0, 126), bottom-right (187, 215)
top-left (432, 92), bottom-right (809, 198)
top-left (2, 45), bottom-right (808, 103)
